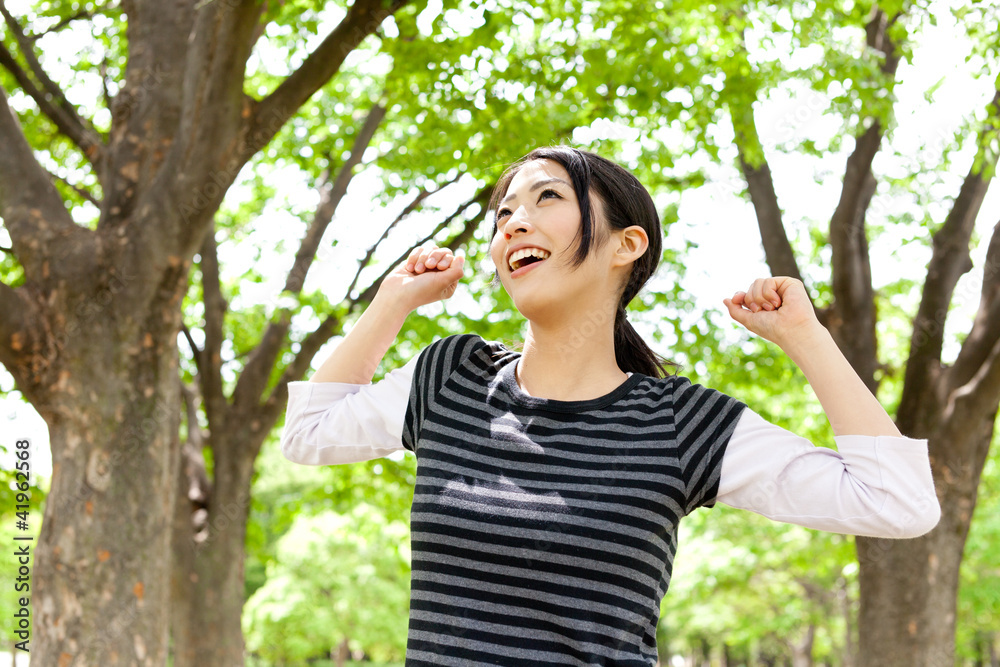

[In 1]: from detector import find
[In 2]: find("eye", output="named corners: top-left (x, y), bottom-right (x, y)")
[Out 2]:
top-left (495, 189), bottom-right (562, 221)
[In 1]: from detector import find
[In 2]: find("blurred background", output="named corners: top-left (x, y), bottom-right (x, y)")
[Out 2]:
top-left (0, 0), bottom-right (998, 665)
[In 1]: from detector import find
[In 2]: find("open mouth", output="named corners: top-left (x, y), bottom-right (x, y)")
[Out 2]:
top-left (508, 248), bottom-right (551, 272)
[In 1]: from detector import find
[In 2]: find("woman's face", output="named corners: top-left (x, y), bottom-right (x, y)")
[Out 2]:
top-left (489, 159), bottom-right (620, 324)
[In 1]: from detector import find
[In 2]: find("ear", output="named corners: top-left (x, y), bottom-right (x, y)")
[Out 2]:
top-left (611, 225), bottom-right (649, 267)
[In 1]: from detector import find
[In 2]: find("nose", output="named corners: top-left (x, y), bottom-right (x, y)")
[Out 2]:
top-left (500, 205), bottom-right (532, 240)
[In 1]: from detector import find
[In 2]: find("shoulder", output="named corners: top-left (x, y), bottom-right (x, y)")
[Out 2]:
top-left (420, 333), bottom-right (504, 363)
top-left (632, 373), bottom-right (746, 421)
top-left (415, 334), bottom-right (515, 381)
top-left (665, 373), bottom-right (737, 403)
top-left (627, 372), bottom-right (704, 401)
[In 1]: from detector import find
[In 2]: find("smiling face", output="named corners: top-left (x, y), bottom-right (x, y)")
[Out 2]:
top-left (489, 159), bottom-right (621, 324)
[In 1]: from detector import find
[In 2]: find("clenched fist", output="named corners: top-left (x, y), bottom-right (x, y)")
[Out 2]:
top-left (376, 245), bottom-right (465, 314)
top-left (723, 277), bottom-right (822, 348)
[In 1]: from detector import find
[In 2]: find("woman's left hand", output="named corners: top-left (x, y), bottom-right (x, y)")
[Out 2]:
top-left (723, 277), bottom-right (820, 348)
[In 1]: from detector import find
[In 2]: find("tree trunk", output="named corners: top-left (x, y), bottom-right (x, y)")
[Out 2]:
top-left (334, 637), bottom-right (350, 667)
top-left (170, 436), bottom-right (255, 667)
top-left (857, 416), bottom-right (995, 667)
top-left (790, 625), bottom-right (815, 667)
top-left (32, 311), bottom-right (184, 665)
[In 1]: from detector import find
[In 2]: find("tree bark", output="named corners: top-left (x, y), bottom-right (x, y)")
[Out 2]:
top-left (31, 280), bottom-right (187, 665)
top-left (335, 637), bottom-right (351, 667)
top-left (839, 576), bottom-right (855, 667)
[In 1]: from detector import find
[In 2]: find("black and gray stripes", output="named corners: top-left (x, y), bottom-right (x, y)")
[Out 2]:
top-left (401, 334), bottom-right (745, 666)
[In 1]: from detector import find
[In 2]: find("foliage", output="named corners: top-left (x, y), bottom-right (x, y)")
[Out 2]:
top-left (664, 507), bottom-right (857, 662)
top-left (245, 431), bottom-right (417, 598)
top-left (243, 502), bottom-right (412, 663)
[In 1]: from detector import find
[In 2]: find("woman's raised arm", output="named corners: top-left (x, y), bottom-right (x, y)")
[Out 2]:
top-left (281, 246), bottom-right (464, 466)
top-left (720, 277), bottom-right (939, 538)
top-left (724, 276), bottom-right (899, 438)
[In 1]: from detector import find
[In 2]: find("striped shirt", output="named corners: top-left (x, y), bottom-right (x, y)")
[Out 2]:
top-left (401, 334), bottom-right (744, 665)
top-left (281, 333), bottom-right (941, 666)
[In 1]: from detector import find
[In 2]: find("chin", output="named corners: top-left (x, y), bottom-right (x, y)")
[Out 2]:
top-left (509, 291), bottom-right (560, 325)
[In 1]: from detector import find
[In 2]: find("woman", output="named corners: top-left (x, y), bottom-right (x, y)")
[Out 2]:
top-left (281, 146), bottom-right (939, 666)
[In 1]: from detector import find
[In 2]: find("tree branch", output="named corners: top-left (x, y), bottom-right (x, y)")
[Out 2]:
top-left (261, 186), bottom-right (490, 425)
top-left (50, 170), bottom-right (101, 207)
top-left (939, 335), bottom-right (1000, 450)
top-left (726, 27), bottom-right (827, 326)
top-left (283, 103), bottom-right (386, 296)
top-left (0, 281), bottom-right (46, 400)
top-left (897, 89), bottom-right (1000, 433)
top-left (258, 310), bottom-right (345, 429)
top-left (825, 9), bottom-right (904, 392)
top-left (343, 184), bottom-right (438, 298)
top-left (948, 220), bottom-right (1000, 394)
top-left (242, 0), bottom-right (409, 163)
top-left (179, 382), bottom-right (212, 509)
top-left (106, 0), bottom-right (263, 257)
top-left (0, 82), bottom-right (93, 278)
top-left (731, 107), bottom-right (804, 283)
top-left (180, 322), bottom-right (204, 379)
top-left (198, 229), bottom-right (228, 433)
top-left (828, 152), bottom-right (878, 390)
top-left (27, 9), bottom-right (94, 40)
top-left (99, 56), bottom-right (113, 114)
top-left (0, 1), bottom-right (105, 166)
top-left (230, 104), bottom-right (387, 415)
top-left (180, 381), bottom-right (206, 451)
top-left (356, 187), bottom-right (489, 304)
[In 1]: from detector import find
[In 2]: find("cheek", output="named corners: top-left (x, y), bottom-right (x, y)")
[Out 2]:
top-left (489, 232), bottom-right (504, 266)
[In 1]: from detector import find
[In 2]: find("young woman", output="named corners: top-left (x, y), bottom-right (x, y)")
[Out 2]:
top-left (281, 146), bottom-right (940, 666)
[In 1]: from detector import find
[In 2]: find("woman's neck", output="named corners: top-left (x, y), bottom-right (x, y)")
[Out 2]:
top-left (516, 315), bottom-right (628, 402)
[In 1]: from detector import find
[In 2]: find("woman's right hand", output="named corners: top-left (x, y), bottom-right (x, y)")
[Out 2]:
top-left (377, 245), bottom-right (465, 313)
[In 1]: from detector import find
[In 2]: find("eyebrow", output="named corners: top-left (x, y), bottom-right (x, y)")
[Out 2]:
top-left (499, 178), bottom-right (571, 206)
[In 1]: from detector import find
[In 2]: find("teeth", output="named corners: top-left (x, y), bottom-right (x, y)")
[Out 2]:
top-left (508, 247), bottom-right (551, 271)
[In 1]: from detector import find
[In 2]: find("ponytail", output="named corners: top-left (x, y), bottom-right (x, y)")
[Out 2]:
top-left (611, 259), bottom-right (675, 378)
top-left (614, 307), bottom-right (675, 379)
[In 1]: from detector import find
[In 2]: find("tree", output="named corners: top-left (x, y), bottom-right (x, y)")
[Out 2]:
top-left (164, 0), bottom-right (610, 658)
top-left (168, 123), bottom-right (490, 664)
top-left (0, 0), bottom-right (412, 662)
top-left (726, 11), bottom-right (1000, 666)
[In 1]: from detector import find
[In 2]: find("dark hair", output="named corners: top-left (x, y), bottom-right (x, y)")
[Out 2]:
top-left (488, 146), bottom-right (675, 378)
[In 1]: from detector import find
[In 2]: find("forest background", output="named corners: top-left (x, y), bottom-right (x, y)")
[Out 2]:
top-left (0, 0), bottom-right (998, 665)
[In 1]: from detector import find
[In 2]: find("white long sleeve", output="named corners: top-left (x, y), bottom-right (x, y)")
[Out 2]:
top-left (279, 355), bottom-right (416, 465)
top-left (279, 361), bottom-right (940, 538)
top-left (716, 409), bottom-right (940, 538)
